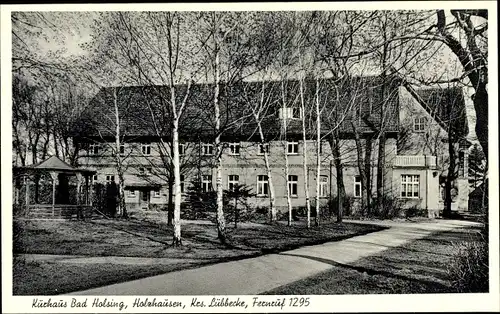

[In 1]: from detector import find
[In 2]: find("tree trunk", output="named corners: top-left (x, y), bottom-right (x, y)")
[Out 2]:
top-left (364, 136), bottom-right (373, 216)
top-left (214, 49), bottom-right (226, 244)
top-left (330, 132), bottom-right (345, 223)
top-left (352, 123), bottom-right (367, 213)
top-left (281, 81), bottom-right (293, 226)
top-left (167, 175), bottom-right (174, 226)
top-left (444, 136), bottom-right (456, 218)
top-left (172, 118), bottom-right (182, 246)
top-left (299, 78), bottom-right (311, 228)
top-left (376, 134), bottom-right (385, 215)
top-left (314, 80), bottom-right (321, 226)
top-left (473, 85), bottom-right (488, 160)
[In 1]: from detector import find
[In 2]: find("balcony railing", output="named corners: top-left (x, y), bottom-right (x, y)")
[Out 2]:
top-left (394, 155), bottom-right (437, 168)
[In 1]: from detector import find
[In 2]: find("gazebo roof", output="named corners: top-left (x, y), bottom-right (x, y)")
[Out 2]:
top-left (15, 156), bottom-right (96, 175)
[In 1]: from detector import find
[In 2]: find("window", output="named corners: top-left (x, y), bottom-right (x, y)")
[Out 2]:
top-left (458, 151), bottom-right (466, 177)
top-left (258, 143), bottom-right (270, 155)
top-left (202, 143), bottom-right (214, 156)
top-left (146, 167), bottom-right (152, 174)
top-left (89, 144), bottom-right (99, 155)
top-left (257, 175), bottom-right (269, 196)
top-left (228, 143), bottom-right (240, 155)
top-left (180, 174), bottom-right (185, 193)
top-left (288, 175), bottom-right (298, 197)
top-left (139, 167), bottom-right (145, 175)
top-left (105, 174), bottom-right (115, 183)
top-left (128, 190), bottom-right (136, 197)
top-left (179, 143), bottom-right (186, 156)
top-left (141, 143), bottom-right (151, 155)
top-left (287, 141), bottom-right (299, 155)
top-left (153, 190), bottom-right (161, 198)
top-left (354, 176), bottom-right (361, 198)
top-left (142, 191), bottom-right (149, 202)
top-left (401, 175), bottom-right (420, 198)
top-left (414, 117), bottom-right (426, 132)
top-left (280, 107), bottom-right (302, 119)
top-left (202, 175), bottom-right (212, 192)
top-left (318, 141), bottom-right (323, 154)
top-left (228, 175), bottom-right (239, 191)
top-left (319, 176), bottom-right (328, 197)
top-left (119, 144), bottom-right (125, 156)
top-left (92, 174), bottom-right (98, 183)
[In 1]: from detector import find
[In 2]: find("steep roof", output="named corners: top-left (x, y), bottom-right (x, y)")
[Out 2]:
top-left (405, 85), bottom-right (469, 140)
top-left (73, 75), bottom-right (404, 142)
top-left (14, 155), bottom-right (96, 174)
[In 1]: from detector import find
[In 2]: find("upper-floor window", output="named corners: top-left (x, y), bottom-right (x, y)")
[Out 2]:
top-left (401, 174), bottom-right (419, 198)
top-left (105, 174), bottom-right (115, 183)
top-left (414, 117), bottom-right (427, 132)
top-left (258, 143), bottom-right (270, 155)
top-left (202, 175), bottom-right (213, 192)
top-left (179, 143), bottom-right (186, 156)
top-left (141, 143), bottom-right (151, 155)
top-left (319, 176), bottom-right (328, 197)
top-left (153, 190), bottom-right (161, 198)
top-left (119, 144), bottom-right (125, 156)
top-left (89, 143), bottom-right (99, 155)
top-left (92, 174), bottom-right (98, 183)
top-left (228, 143), bottom-right (240, 155)
top-left (288, 175), bottom-right (298, 197)
top-left (354, 176), bottom-right (361, 198)
top-left (228, 175), bottom-right (239, 191)
top-left (202, 143), bottom-right (214, 156)
top-left (257, 175), bottom-right (269, 196)
top-left (287, 141), bottom-right (299, 155)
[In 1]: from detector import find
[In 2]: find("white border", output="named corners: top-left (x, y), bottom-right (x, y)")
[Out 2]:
top-left (1, 2), bottom-right (499, 313)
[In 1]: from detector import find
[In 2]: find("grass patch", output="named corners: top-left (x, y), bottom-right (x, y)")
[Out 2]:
top-left (264, 227), bottom-right (484, 294)
top-left (13, 214), bottom-right (382, 295)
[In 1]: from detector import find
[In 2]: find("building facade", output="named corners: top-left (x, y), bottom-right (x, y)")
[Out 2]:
top-left (74, 76), bottom-right (470, 216)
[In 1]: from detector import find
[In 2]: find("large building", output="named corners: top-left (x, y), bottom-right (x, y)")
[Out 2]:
top-left (73, 75), bottom-right (471, 216)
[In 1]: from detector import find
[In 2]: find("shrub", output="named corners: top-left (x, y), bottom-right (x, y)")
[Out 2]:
top-left (370, 195), bottom-right (403, 219)
top-left (182, 180), bottom-right (216, 220)
top-left (405, 206), bottom-right (427, 218)
top-left (449, 238), bottom-right (489, 293)
top-left (324, 195), bottom-right (354, 218)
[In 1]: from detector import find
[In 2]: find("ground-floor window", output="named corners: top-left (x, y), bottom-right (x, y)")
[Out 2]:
top-left (319, 175), bottom-right (328, 197)
top-left (288, 175), bottom-right (298, 197)
top-left (257, 175), bottom-right (268, 196)
top-left (228, 175), bottom-right (239, 191)
top-left (354, 176), bottom-right (361, 198)
top-left (153, 190), bottom-right (161, 198)
top-left (401, 174), bottom-right (419, 198)
top-left (202, 175), bottom-right (212, 192)
top-left (180, 174), bottom-right (185, 193)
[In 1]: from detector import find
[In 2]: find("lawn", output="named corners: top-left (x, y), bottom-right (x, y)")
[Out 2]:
top-left (12, 213), bottom-right (382, 295)
top-left (263, 226), bottom-right (485, 294)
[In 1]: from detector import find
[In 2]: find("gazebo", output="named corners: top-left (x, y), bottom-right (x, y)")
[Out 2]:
top-left (13, 156), bottom-right (96, 219)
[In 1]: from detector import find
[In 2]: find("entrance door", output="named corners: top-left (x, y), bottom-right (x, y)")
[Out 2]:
top-left (140, 190), bottom-right (150, 209)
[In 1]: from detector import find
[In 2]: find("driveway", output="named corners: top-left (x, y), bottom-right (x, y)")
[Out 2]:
top-left (68, 219), bottom-right (480, 295)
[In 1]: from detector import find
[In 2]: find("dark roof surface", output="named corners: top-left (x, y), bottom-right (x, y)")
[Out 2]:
top-left (410, 86), bottom-right (468, 139)
top-left (73, 75), bottom-right (416, 141)
top-left (15, 156), bottom-right (96, 174)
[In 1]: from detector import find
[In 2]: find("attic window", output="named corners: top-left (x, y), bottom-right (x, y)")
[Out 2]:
top-left (414, 117), bottom-right (427, 132)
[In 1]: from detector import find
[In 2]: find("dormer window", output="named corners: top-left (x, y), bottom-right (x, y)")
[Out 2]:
top-left (414, 117), bottom-right (427, 132)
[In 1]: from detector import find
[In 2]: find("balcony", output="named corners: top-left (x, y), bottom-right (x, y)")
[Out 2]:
top-left (394, 155), bottom-right (437, 168)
